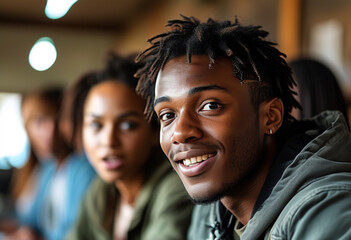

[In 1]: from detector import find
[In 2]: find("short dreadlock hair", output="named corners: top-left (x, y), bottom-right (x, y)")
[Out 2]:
top-left (135, 15), bottom-right (301, 132)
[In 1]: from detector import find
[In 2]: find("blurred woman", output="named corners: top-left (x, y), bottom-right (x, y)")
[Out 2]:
top-left (59, 71), bottom-right (99, 153)
top-left (66, 53), bottom-right (193, 240)
top-left (5, 87), bottom-right (95, 240)
top-left (289, 57), bottom-right (349, 128)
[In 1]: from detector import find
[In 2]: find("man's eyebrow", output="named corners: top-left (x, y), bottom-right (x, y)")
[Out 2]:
top-left (154, 85), bottom-right (228, 107)
top-left (188, 85), bottom-right (229, 95)
top-left (154, 96), bottom-right (170, 107)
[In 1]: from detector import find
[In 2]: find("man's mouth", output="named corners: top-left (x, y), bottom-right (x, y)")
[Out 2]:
top-left (182, 153), bottom-right (214, 167)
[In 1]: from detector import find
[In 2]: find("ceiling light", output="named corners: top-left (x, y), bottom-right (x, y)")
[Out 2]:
top-left (45, 0), bottom-right (78, 19)
top-left (28, 37), bottom-right (57, 71)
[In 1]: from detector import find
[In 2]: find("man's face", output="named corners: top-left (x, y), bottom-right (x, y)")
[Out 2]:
top-left (154, 55), bottom-right (267, 203)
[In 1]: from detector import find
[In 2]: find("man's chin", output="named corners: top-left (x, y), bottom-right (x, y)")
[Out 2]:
top-left (186, 180), bottom-right (240, 205)
top-left (189, 192), bottom-right (223, 205)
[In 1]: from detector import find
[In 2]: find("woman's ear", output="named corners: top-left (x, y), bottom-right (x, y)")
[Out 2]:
top-left (260, 97), bottom-right (284, 135)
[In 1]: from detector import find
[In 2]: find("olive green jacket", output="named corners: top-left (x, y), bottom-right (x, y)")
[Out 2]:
top-left (188, 111), bottom-right (351, 240)
top-left (66, 158), bottom-right (193, 240)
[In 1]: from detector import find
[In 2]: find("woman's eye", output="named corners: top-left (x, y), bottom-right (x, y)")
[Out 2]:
top-left (120, 121), bottom-right (137, 131)
top-left (90, 121), bottom-right (102, 130)
top-left (201, 102), bottom-right (222, 111)
top-left (159, 112), bottom-right (175, 122)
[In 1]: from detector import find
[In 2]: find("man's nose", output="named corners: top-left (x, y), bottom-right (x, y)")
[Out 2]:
top-left (171, 110), bottom-right (203, 144)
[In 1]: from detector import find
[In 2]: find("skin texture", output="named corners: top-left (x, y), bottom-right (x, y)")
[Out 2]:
top-left (83, 80), bottom-right (158, 203)
top-left (154, 55), bottom-right (283, 224)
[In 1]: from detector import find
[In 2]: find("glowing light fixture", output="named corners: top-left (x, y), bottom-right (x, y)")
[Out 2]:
top-left (45, 0), bottom-right (78, 19)
top-left (29, 37), bottom-right (57, 71)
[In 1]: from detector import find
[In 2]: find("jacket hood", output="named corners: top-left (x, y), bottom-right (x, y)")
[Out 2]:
top-left (243, 110), bottom-right (351, 239)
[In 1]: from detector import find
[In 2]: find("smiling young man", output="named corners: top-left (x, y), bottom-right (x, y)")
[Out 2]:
top-left (135, 16), bottom-right (351, 239)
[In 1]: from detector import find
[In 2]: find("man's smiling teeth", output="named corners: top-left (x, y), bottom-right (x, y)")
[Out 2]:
top-left (182, 154), bottom-right (214, 166)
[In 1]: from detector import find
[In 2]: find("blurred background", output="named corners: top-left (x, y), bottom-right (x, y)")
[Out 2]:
top-left (1, 0), bottom-right (351, 93)
top-left (1, 1), bottom-right (350, 237)
top-left (0, 0), bottom-right (351, 168)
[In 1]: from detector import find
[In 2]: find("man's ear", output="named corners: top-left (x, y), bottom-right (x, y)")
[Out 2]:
top-left (260, 97), bottom-right (284, 135)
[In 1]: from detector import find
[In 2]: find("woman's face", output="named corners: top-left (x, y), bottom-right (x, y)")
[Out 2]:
top-left (22, 97), bottom-right (55, 159)
top-left (82, 81), bottom-right (157, 184)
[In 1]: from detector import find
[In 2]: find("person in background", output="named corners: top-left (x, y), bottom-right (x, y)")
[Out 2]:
top-left (59, 71), bottom-right (100, 153)
top-left (3, 86), bottom-right (95, 240)
top-left (135, 15), bottom-right (351, 239)
top-left (0, 169), bottom-right (14, 224)
top-left (289, 57), bottom-right (350, 128)
top-left (65, 52), bottom-right (193, 240)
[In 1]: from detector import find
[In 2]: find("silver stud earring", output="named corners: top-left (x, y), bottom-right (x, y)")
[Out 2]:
top-left (269, 129), bottom-right (273, 135)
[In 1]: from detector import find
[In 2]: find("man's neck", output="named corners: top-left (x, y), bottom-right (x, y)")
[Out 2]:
top-left (220, 179), bottom-right (265, 225)
top-left (221, 136), bottom-right (277, 226)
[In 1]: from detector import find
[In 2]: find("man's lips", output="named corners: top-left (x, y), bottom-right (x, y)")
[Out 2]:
top-left (175, 152), bottom-right (217, 177)
top-left (173, 148), bottom-right (217, 166)
top-left (173, 148), bottom-right (216, 161)
top-left (182, 153), bottom-right (214, 166)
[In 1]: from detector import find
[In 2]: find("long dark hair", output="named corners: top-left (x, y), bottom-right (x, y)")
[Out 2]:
top-left (290, 58), bottom-right (349, 127)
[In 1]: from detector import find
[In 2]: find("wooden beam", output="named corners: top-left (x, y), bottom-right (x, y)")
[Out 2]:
top-left (278, 0), bottom-right (301, 60)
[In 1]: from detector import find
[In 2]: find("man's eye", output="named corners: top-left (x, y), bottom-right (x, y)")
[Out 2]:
top-left (159, 112), bottom-right (175, 122)
top-left (201, 102), bottom-right (222, 111)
